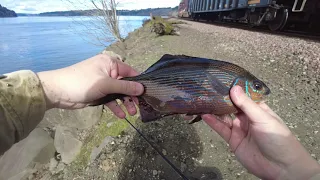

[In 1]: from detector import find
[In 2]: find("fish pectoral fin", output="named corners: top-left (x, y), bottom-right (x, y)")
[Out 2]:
top-left (207, 74), bottom-right (230, 96)
top-left (138, 98), bottom-right (172, 123)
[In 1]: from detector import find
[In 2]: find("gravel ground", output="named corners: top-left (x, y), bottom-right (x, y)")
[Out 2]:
top-left (50, 18), bottom-right (320, 180)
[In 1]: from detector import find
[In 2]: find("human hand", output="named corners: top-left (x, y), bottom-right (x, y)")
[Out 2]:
top-left (37, 54), bottom-right (144, 118)
top-left (202, 86), bottom-right (320, 180)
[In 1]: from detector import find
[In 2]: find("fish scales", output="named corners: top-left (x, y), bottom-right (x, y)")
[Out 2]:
top-left (138, 68), bottom-right (239, 89)
top-left (91, 54), bottom-right (271, 123)
top-left (139, 69), bottom-right (235, 98)
top-left (141, 79), bottom-right (223, 98)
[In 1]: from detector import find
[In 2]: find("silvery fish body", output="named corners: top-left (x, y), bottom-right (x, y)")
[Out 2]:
top-left (92, 54), bottom-right (271, 122)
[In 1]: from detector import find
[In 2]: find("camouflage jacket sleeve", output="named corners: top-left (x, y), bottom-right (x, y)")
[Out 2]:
top-left (0, 70), bottom-right (47, 155)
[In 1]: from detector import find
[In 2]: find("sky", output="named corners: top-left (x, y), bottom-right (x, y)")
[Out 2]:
top-left (1, 0), bottom-right (181, 14)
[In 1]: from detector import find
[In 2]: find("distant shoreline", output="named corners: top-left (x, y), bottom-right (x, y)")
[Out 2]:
top-left (16, 15), bottom-right (154, 17)
top-left (0, 4), bottom-right (17, 17)
top-left (17, 7), bottom-right (178, 17)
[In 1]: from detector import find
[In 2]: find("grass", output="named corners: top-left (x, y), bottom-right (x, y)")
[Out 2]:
top-left (144, 16), bottom-right (176, 36)
top-left (170, 20), bottom-right (187, 25)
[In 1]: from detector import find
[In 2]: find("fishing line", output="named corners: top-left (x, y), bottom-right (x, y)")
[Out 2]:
top-left (124, 117), bottom-right (189, 180)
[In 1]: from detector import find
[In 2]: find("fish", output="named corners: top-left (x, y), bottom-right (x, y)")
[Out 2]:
top-left (90, 54), bottom-right (271, 123)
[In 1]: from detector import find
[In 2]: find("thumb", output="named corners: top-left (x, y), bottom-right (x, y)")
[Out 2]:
top-left (105, 78), bottom-right (144, 96)
top-left (230, 85), bottom-right (272, 124)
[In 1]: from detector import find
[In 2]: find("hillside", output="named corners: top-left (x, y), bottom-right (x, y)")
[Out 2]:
top-left (118, 7), bottom-right (178, 16)
top-left (0, 4), bottom-right (17, 17)
top-left (38, 10), bottom-right (96, 16)
top-left (19, 7), bottom-right (178, 17)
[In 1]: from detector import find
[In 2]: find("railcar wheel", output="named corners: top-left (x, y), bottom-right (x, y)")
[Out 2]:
top-left (192, 13), bottom-right (196, 21)
top-left (218, 12), bottom-right (224, 22)
top-left (268, 8), bottom-right (289, 31)
top-left (248, 13), bottom-right (259, 28)
top-left (192, 14), bottom-right (200, 21)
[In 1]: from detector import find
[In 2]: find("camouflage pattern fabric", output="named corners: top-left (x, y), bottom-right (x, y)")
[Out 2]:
top-left (0, 70), bottom-right (46, 155)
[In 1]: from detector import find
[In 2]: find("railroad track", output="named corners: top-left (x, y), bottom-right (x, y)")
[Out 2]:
top-left (179, 17), bottom-right (320, 42)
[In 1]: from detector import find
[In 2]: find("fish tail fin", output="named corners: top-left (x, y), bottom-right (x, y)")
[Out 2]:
top-left (89, 93), bottom-right (126, 106)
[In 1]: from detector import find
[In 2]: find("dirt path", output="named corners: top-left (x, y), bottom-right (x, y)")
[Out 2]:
top-left (56, 18), bottom-right (320, 180)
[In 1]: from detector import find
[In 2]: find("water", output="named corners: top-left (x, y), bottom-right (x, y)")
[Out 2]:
top-left (0, 16), bottom-right (149, 74)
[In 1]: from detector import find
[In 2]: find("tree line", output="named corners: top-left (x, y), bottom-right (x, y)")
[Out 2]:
top-left (0, 5), bottom-right (17, 17)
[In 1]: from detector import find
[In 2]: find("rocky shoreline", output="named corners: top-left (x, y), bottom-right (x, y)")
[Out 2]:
top-left (0, 18), bottom-right (319, 180)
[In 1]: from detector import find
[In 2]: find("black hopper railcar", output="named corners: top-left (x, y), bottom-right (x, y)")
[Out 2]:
top-left (178, 0), bottom-right (320, 32)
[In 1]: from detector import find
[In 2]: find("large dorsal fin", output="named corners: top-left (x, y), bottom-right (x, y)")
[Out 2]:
top-left (160, 54), bottom-right (195, 61)
top-left (143, 54), bottom-right (195, 74)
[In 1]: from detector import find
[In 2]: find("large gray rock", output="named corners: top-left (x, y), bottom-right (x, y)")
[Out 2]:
top-left (39, 106), bottom-right (103, 130)
top-left (54, 126), bottom-right (82, 164)
top-left (0, 128), bottom-right (55, 180)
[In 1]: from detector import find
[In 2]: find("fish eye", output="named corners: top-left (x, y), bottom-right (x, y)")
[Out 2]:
top-left (253, 81), bottom-right (263, 91)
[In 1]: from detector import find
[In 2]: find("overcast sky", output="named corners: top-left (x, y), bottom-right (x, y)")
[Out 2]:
top-left (1, 0), bottom-right (181, 14)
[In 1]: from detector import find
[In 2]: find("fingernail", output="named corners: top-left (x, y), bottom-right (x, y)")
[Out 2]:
top-left (135, 83), bottom-right (144, 95)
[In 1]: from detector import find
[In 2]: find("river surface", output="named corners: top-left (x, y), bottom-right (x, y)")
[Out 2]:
top-left (0, 16), bottom-right (149, 74)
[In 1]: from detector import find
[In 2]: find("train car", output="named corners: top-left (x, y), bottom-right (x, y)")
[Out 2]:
top-left (178, 0), bottom-right (320, 31)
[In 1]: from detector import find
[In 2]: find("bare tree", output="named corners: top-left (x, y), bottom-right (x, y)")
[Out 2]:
top-left (91, 0), bottom-right (123, 42)
top-left (63, 0), bottom-right (127, 48)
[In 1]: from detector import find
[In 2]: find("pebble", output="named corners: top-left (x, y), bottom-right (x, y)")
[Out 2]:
top-left (55, 162), bottom-right (66, 174)
top-left (153, 170), bottom-right (158, 176)
top-left (181, 162), bottom-right (187, 172)
top-left (162, 149), bottom-right (167, 155)
top-left (49, 158), bottom-right (58, 173)
top-left (107, 122), bottom-right (114, 128)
